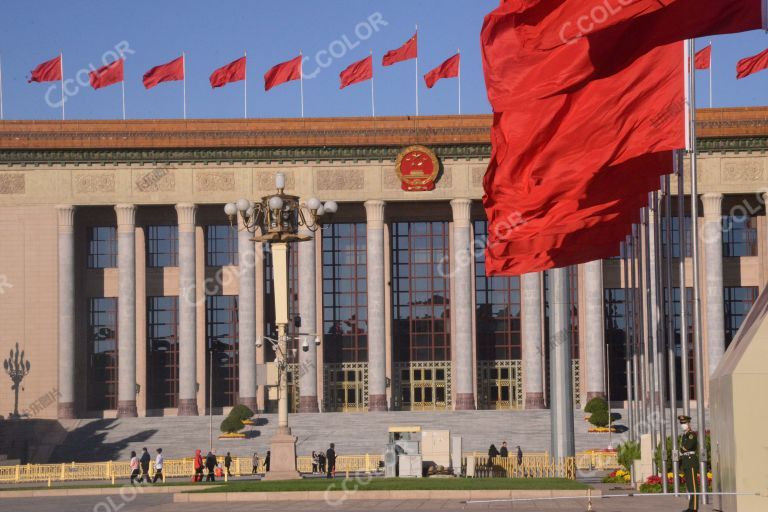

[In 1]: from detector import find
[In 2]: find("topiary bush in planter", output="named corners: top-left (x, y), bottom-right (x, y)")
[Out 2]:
top-left (584, 396), bottom-right (608, 414)
top-left (229, 404), bottom-right (254, 422)
top-left (220, 415), bottom-right (244, 434)
top-left (589, 408), bottom-right (610, 428)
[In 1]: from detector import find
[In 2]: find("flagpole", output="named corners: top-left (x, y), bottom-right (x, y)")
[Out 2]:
top-left (0, 53), bottom-right (4, 120)
top-left (121, 78), bottom-right (126, 121)
top-left (415, 25), bottom-right (419, 116)
top-left (370, 50), bottom-right (375, 118)
top-left (457, 48), bottom-right (462, 115)
top-left (709, 42), bottom-right (713, 108)
top-left (182, 52), bottom-right (187, 119)
top-left (60, 51), bottom-right (65, 121)
top-left (244, 50), bottom-right (248, 119)
top-left (299, 50), bottom-right (304, 118)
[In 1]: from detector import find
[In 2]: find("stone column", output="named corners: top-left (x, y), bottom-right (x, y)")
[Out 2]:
top-left (365, 200), bottom-right (387, 411)
top-left (450, 199), bottom-right (475, 410)
top-left (521, 272), bottom-right (545, 409)
top-left (702, 193), bottom-right (725, 376)
top-left (548, 267), bottom-right (576, 459)
top-left (176, 203), bottom-right (199, 416)
top-left (298, 226), bottom-right (319, 413)
top-left (237, 221), bottom-right (258, 411)
top-left (583, 260), bottom-right (606, 401)
top-left (115, 204), bottom-right (138, 418)
top-left (56, 205), bottom-right (77, 419)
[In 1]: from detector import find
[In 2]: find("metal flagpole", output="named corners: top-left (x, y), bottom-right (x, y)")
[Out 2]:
top-left (623, 239), bottom-right (635, 442)
top-left (709, 42), bottom-right (713, 108)
top-left (606, 342), bottom-right (612, 448)
top-left (651, 190), bottom-right (668, 493)
top-left (642, 204), bottom-right (658, 456)
top-left (665, 171), bottom-right (681, 496)
top-left (687, 37), bottom-right (709, 506)
top-left (457, 48), bottom-right (462, 115)
top-left (182, 52), bottom-right (187, 119)
top-left (244, 50), bottom-right (248, 119)
top-left (678, 149), bottom-right (691, 417)
top-left (121, 71), bottom-right (126, 121)
top-left (370, 50), bottom-right (375, 118)
top-left (0, 53), bottom-right (4, 120)
top-left (299, 50), bottom-right (304, 118)
top-left (60, 52), bottom-right (65, 121)
top-left (415, 25), bottom-right (419, 116)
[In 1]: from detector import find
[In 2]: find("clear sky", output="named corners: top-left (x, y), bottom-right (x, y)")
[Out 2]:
top-left (0, 0), bottom-right (766, 120)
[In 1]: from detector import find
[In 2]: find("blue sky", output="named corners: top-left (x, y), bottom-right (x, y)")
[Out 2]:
top-left (0, 0), bottom-right (766, 120)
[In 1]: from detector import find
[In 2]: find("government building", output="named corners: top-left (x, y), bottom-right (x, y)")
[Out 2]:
top-left (0, 108), bottom-right (765, 419)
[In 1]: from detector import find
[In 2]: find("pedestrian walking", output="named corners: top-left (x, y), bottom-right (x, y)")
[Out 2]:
top-left (205, 451), bottom-right (217, 482)
top-left (138, 447), bottom-right (151, 483)
top-left (129, 451), bottom-right (140, 485)
top-left (312, 450), bottom-right (319, 474)
top-left (265, 450), bottom-right (271, 472)
top-left (318, 450), bottom-right (326, 474)
top-left (516, 445), bottom-right (523, 466)
top-left (224, 452), bottom-right (232, 477)
top-left (325, 443), bottom-right (337, 479)
top-left (499, 441), bottom-right (509, 458)
top-left (151, 448), bottom-right (164, 483)
top-left (193, 449), bottom-right (204, 482)
top-left (487, 444), bottom-right (499, 468)
top-left (251, 452), bottom-right (260, 474)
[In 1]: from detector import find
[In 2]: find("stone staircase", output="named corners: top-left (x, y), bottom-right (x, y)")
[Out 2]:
top-left (49, 410), bottom-right (631, 463)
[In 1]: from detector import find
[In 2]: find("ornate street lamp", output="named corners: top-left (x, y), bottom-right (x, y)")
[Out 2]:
top-left (3, 342), bottom-right (31, 419)
top-left (225, 172), bottom-right (336, 479)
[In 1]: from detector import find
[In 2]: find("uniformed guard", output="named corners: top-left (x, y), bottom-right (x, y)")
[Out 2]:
top-left (678, 415), bottom-right (699, 512)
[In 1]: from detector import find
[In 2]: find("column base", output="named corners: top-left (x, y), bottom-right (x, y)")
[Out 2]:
top-left (368, 394), bottom-right (388, 412)
top-left (298, 396), bottom-right (319, 413)
top-left (177, 399), bottom-right (199, 416)
top-left (239, 396), bottom-right (259, 412)
top-left (117, 400), bottom-right (138, 418)
top-left (586, 392), bottom-right (606, 402)
top-left (454, 393), bottom-right (475, 411)
top-left (264, 432), bottom-right (300, 480)
top-left (57, 402), bottom-right (76, 419)
top-left (524, 393), bottom-right (546, 409)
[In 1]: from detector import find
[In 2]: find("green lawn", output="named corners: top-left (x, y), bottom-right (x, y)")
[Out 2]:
top-left (194, 477), bottom-right (589, 493)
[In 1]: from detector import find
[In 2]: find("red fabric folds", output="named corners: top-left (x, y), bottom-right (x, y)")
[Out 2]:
top-left (424, 54), bottom-right (460, 89)
top-left (28, 55), bottom-right (62, 83)
top-left (339, 55), bottom-right (373, 89)
top-left (264, 55), bottom-right (302, 91)
top-left (382, 33), bottom-right (417, 66)
top-left (695, 46), bottom-right (712, 70)
top-left (210, 56), bottom-right (246, 88)
top-left (90, 59), bottom-right (124, 89)
top-left (737, 48), bottom-right (768, 79)
top-left (143, 56), bottom-right (184, 89)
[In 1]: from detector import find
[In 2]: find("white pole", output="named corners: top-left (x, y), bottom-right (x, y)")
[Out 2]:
top-left (415, 25), bottom-right (419, 116)
top-left (121, 78), bottom-right (126, 121)
top-left (709, 41), bottom-right (713, 108)
top-left (244, 50), bottom-right (248, 119)
top-left (182, 52), bottom-right (187, 119)
top-left (370, 50), bottom-right (375, 118)
top-left (0, 53), bottom-right (4, 120)
top-left (299, 51), bottom-right (304, 118)
top-left (60, 52), bottom-right (65, 121)
top-left (457, 48), bottom-right (462, 115)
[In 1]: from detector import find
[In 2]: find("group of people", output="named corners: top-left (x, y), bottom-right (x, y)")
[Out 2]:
top-left (192, 449), bottom-right (235, 482)
top-left (311, 443), bottom-right (337, 478)
top-left (129, 447), bottom-right (164, 484)
top-left (487, 441), bottom-right (524, 466)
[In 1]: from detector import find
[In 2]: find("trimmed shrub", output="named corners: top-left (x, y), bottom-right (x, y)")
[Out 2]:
top-left (229, 404), bottom-right (254, 422)
top-left (584, 396), bottom-right (609, 414)
top-left (220, 415), bottom-right (244, 434)
top-left (589, 409), bottom-right (610, 428)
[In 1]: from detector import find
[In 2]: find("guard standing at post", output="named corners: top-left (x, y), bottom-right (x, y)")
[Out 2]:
top-left (678, 415), bottom-right (699, 512)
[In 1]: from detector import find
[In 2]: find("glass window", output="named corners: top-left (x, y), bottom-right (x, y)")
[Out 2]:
top-left (723, 216), bottom-right (757, 257)
top-left (207, 295), bottom-right (239, 408)
top-left (147, 296), bottom-right (179, 409)
top-left (147, 225), bottom-right (178, 268)
top-left (206, 225), bottom-right (238, 267)
top-left (323, 223), bottom-right (368, 363)
top-left (724, 286), bottom-right (758, 347)
top-left (661, 216), bottom-right (693, 258)
top-left (392, 222), bottom-right (450, 362)
top-left (87, 297), bottom-right (118, 411)
top-left (87, 226), bottom-right (117, 268)
top-left (474, 220), bottom-right (521, 360)
top-left (604, 289), bottom-right (628, 400)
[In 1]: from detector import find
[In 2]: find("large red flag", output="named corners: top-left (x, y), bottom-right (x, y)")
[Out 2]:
top-left (339, 55), bottom-right (373, 89)
top-left (737, 48), bottom-right (768, 79)
top-left (210, 56), bottom-right (246, 88)
top-left (89, 59), bottom-right (124, 89)
top-left (264, 55), bottom-right (302, 91)
top-left (382, 33), bottom-right (417, 66)
top-left (28, 55), bottom-right (62, 83)
top-left (695, 46), bottom-right (712, 70)
top-left (424, 54), bottom-right (460, 89)
top-left (143, 56), bottom-right (184, 89)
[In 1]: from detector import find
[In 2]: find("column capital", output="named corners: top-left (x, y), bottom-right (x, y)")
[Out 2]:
top-left (175, 203), bottom-right (197, 232)
top-left (364, 200), bottom-right (386, 228)
top-left (701, 193), bottom-right (723, 220)
top-left (56, 205), bottom-right (76, 233)
top-left (450, 198), bottom-right (473, 228)
top-left (114, 204), bottom-right (136, 233)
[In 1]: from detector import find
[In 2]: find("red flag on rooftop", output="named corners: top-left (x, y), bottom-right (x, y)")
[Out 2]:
top-left (382, 33), bottom-right (417, 66)
top-left (28, 55), bottom-right (62, 83)
top-left (210, 56), bottom-right (246, 88)
top-left (143, 56), bottom-right (184, 89)
top-left (424, 53), bottom-right (460, 89)
top-left (695, 46), bottom-right (712, 70)
top-left (339, 55), bottom-right (372, 89)
top-left (264, 55), bottom-right (302, 91)
top-left (737, 48), bottom-right (768, 79)
top-left (89, 59), bottom-right (124, 89)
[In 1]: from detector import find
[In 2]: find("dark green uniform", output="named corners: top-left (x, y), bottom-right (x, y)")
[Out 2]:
top-left (680, 429), bottom-right (699, 512)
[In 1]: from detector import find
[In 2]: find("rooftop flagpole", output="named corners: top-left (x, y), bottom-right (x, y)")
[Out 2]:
top-left (370, 50), bottom-right (375, 118)
top-left (121, 74), bottom-right (126, 121)
top-left (709, 41), bottom-right (713, 108)
top-left (300, 50), bottom-right (304, 118)
top-left (244, 50), bottom-right (248, 119)
top-left (415, 25), bottom-right (419, 116)
top-left (0, 53), bottom-right (4, 120)
top-left (457, 48), bottom-right (462, 115)
top-left (60, 51), bottom-right (65, 121)
top-left (182, 52), bottom-right (187, 119)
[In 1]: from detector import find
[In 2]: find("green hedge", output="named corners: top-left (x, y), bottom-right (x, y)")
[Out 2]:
top-left (229, 404), bottom-right (254, 422)
top-left (584, 396), bottom-right (608, 414)
top-left (589, 409), bottom-right (610, 428)
top-left (220, 416), bottom-right (244, 434)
